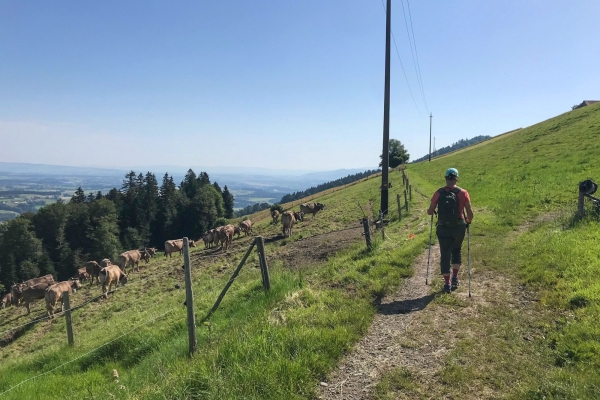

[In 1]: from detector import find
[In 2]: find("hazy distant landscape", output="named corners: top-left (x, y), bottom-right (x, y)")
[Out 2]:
top-left (0, 162), bottom-right (373, 221)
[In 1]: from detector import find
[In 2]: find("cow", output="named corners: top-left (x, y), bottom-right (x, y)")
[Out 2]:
top-left (218, 225), bottom-right (235, 250)
top-left (281, 211), bottom-right (296, 238)
top-left (118, 250), bottom-right (146, 273)
top-left (10, 274), bottom-right (55, 306)
top-left (140, 247), bottom-right (157, 258)
top-left (300, 202), bottom-right (326, 218)
top-left (16, 281), bottom-right (56, 314)
top-left (239, 220), bottom-right (253, 236)
top-left (72, 267), bottom-right (90, 283)
top-left (99, 265), bottom-right (128, 299)
top-left (233, 226), bottom-right (242, 239)
top-left (44, 279), bottom-right (82, 318)
top-left (271, 209), bottom-right (280, 224)
top-left (164, 239), bottom-right (196, 258)
top-left (85, 261), bottom-right (102, 285)
top-left (293, 211), bottom-right (304, 222)
top-left (1, 292), bottom-right (13, 309)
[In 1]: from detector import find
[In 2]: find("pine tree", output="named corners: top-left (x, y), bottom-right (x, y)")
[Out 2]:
top-left (71, 187), bottom-right (86, 204)
top-left (222, 185), bottom-right (235, 219)
top-left (181, 169), bottom-right (200, 199)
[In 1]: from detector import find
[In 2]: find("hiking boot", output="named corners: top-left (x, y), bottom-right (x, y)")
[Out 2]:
top-left (443, 283), bottom-right (452, 294)
top-left (451, 276), bottom-right (459, 290)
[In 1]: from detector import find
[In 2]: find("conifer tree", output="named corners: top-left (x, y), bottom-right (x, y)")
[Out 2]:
top-left (222, 185), bottom-right (235, 218)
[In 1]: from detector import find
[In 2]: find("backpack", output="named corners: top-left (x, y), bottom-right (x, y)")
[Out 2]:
top-left (437, 187), bottom-right (462, 227)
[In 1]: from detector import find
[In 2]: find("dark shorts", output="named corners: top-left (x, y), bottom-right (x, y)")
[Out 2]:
top-left (436, 223), bottom-right (467, 275)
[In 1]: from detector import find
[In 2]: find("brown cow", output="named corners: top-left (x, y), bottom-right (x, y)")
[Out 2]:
top-left (44, 279), bottom-right (82, 318)
top-left (1, 292), bottom-right (13, 309)
top-left (85, 261), bottom-right (102, 285)
top-left (218, 225), bottom-right (235, 250)
top-left (99, 265), bottom-right (128, 299)
top-left (299, 202), bottom-right (325, 218)
top-left (271, 209), bottom-right (280, 224)
top-left (164, 239), bottom-right (196, 258)
top-left (141, 247), bottom-right (157, 257)
top-left (16, 281), bottom-right (56, 314)
top-left (239, 220), bottom-right (253, 236)
top-left (11, 274), bottom-right (55, 306)
top-left (118, 250), bottom-right (146, 273)
top-left (293, 211), bottom-right (304, 222)
top-left (233, 226), bottom-right (242, 238)
top-left (72, 267), bottom-right (90, 283)
top-left (281, 211), bottom-right (296, 237)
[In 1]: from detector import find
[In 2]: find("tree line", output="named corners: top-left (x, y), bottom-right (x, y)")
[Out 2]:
top-left (279, 169), bottom-right (380, 204)
top-left (0, 169), bottom-right (234, 293)
top-left (411, 135), bottom-right (492, 163)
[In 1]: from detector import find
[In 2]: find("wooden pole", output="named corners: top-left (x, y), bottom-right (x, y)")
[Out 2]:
top-left (380, 0), bottom-right (391, 218)
top-left (63, 291), bottom-right (74, 346)
top-left (578, 190), bottom-right (585, 217)
top-left (183, 237), bottom-right (197, 356)
top-left (256, 236), bottom-right (271, 291)
top-left (397, 193), bottom-right (402, 222)
top-left (362, 218), bottom-right (372, 249)
top-left (204, 239), bottom-right (256, 321)
top-left (404, 190), bottom-right (409, 212)
top-left (380, 210), bottom-right (385, 240)
top-left (409, 185), bottom-right (412, 201)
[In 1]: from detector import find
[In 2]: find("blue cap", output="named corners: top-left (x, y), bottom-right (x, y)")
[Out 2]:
top-left (445, 168), bottom-right (459, 178)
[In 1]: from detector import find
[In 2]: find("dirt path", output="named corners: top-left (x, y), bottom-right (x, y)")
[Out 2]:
top-left (318, 242), bottom-right (442, 399)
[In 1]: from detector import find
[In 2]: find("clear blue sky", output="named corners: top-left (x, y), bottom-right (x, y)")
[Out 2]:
top-left (1, 1), bottom-right (599, 171)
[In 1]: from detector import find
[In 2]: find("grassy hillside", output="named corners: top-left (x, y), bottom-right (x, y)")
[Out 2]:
top-left (0, 166), bottom-right (428, 399)
top-left (384, 102), bottom-right (600, 398)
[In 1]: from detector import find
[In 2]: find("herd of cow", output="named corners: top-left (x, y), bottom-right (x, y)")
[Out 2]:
top-left (0, 202), bottom-right (325, 320)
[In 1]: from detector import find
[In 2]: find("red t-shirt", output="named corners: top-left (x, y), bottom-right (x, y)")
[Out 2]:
top-left (430, 186), bottom-right (471, 220)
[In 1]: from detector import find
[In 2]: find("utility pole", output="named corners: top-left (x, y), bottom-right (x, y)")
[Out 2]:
top-left (380, 0), bottom-right (391, 217)
top-left (428, 113), bottom-right (433, 162)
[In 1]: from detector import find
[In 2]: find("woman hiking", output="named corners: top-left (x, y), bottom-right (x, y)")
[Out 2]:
top-left (427, 168), bottom-right (474, 293)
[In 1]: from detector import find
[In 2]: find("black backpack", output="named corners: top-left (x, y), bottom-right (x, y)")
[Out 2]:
top-left (437, 187), bottom-right (462, 227)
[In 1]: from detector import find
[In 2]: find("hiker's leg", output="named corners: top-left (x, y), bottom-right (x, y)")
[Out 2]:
top-left (450, 225), bottom-right (467, 277)
top-left (436, 227), bottom-right (453, 282)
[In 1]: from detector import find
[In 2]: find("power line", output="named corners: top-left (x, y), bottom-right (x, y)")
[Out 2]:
top-left (380, 0), bottom-right (424, 118)
top-left (400, 0), bottom-right (428, 113)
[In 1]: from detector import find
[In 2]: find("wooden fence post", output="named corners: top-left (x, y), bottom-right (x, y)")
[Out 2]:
top-left (183, 237), bottom-right (197, 357)
top-left (204, 239), bottom-right (256, 321)
top-left (362, 218), bottom-right (372, 249)
top-left (404, 190), bottom-right (409, 212)
top-left (397, 193), bottom-right (402, 222)
top-left (63, 291), bottom-right (74, 346)
top-left (256, 236), bottom-right (271, 290)
top-left (409, 185), bottom-right (412, 201)
top-left (380, 210), bottom-right (385, 240)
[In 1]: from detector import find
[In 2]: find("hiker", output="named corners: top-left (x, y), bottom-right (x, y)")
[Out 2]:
top-left (427, 168), bottom-right (474, 293)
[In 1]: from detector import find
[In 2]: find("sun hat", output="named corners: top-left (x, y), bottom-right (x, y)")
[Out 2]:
top-left (445, 168), bottom-right (459, 178)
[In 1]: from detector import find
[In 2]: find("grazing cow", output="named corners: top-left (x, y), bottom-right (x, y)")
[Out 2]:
top-left (164, 239), bottom-right (196, 258)
top-left (85, 261), bottom-right (102, 285)
top-left (239, 220), bottom-right (253, 236)
top-left (218, 225), bottom-right (235, 250)
top-left (281, 211), bottom-right (296, 238)
top-left (118, 250), bottom-right (146, 273)
top-left (11, 274), bottom-right (55, 306)
top-left (271, 210), bottom-right (280, 224)
top-left (99, 265), bottom-right (128, 299)
top-left (139, 247), bottom-right (157, 258)
top-left (293, 211), bottom-right (304, 222)
top-left (1, 292), bottom-right (13, 309)
top-left (233, 226), bottom-right (242, 239)
top-left (44, 279), bottom-right (82, 318)
top-left (300, 202), bottom-right (326, 218)
top-left (17, 281), bottom-right (55, 314)
top-left (72, 267), bottom-right (90, 283)
top-left (100, 259), bottom-right (112, 268)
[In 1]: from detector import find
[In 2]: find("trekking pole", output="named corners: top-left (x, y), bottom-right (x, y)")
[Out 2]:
top-left (464, 212), bottom-right (471, 298)
top-left (425, 214), bottom-right (433, 285)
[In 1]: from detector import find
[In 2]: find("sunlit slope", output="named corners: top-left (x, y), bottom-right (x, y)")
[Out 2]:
top-left (408, 103), bottom-right (600, 223)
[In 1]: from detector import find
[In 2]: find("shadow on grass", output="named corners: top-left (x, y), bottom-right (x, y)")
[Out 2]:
top-left (377, 293), bottom-right (435, 315)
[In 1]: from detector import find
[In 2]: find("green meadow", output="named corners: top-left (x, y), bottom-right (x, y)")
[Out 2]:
top-left (0, 103), bottom-right (599, 398)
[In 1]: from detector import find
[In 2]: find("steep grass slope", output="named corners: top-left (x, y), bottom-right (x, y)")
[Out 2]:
top-left (396, 103), bottom-right (600, 398)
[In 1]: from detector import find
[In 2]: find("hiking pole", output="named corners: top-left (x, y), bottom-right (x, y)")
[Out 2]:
top-left (425, 214), bottom-right (433, 285)
top-left (464, 212), bottom-right (471, 298)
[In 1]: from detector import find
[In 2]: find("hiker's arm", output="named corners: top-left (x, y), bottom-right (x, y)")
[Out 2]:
top-left (427, 201), bottom-right (437, 216)
top-left (465, 200), bottom-right (474, 223)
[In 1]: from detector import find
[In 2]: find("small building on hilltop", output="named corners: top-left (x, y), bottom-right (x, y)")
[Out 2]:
top-left (572, 100), bottom-right (599, 110)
